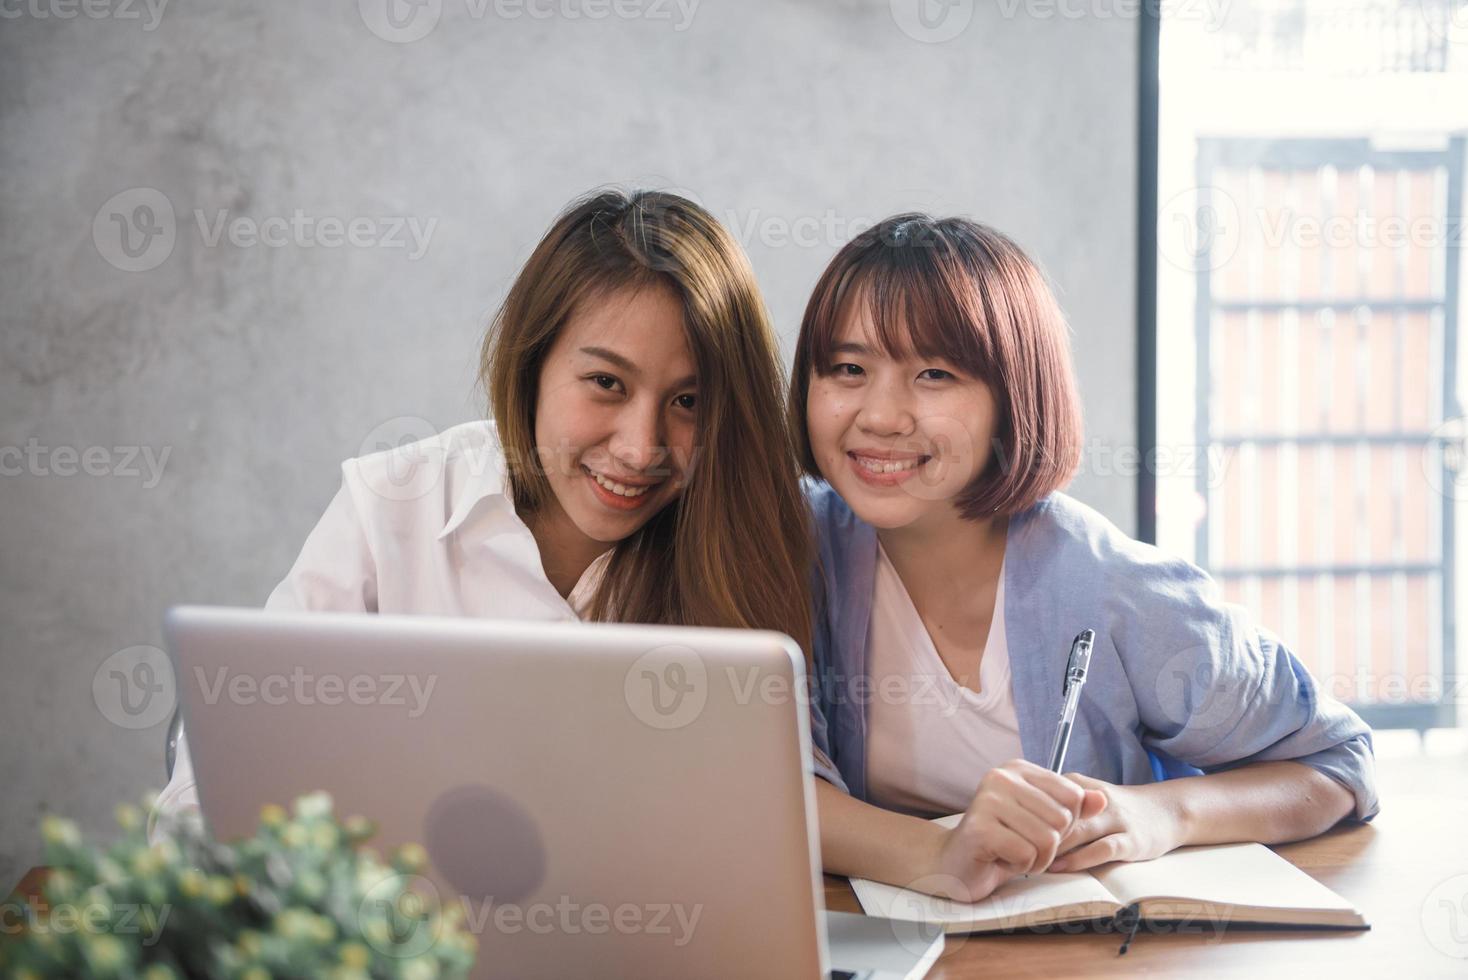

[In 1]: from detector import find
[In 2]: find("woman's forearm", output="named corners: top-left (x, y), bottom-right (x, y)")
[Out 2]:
top-left (815, 761), bottom-right (1355, 892)
top-left (813, 778), bottom-right (944, 887)
top-left (1154, 761), bottom-right (1356, 847)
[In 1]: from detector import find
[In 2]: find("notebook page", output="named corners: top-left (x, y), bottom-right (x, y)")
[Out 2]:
top-left (1091, 842), bottom-right (1359, 914)
top-left (850, 813), bottom-right (1119, 930)
top-left (851, 869), bottom-right (1122, 931)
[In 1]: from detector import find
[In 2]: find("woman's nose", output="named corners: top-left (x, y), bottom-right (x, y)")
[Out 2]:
top-left (856, 384), bottom-right (915, 438)
top-left (609, 404), bottom-right (663, 472)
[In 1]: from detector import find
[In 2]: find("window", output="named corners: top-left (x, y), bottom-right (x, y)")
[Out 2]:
top-left (1154, 0), bottom-right (1468, 731)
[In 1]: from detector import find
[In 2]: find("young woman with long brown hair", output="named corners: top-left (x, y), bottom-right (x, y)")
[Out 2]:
top-left (155, 189), bottom-right (812, 823)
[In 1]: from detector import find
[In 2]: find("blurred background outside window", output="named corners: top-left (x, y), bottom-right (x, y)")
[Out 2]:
top-left (1155, 0), bottom-right (1468, 754)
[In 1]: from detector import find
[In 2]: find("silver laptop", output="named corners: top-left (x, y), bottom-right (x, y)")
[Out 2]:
top-left (165, 606), bottom-right (943, 979)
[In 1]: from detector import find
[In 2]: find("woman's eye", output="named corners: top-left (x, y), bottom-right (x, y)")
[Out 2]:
top-left (832, 363), bottom-right (864, 377)
top-left (674, 393), bottom-right (697, 411)
top-left (589, 374), bottom-right (622, 392)
top-left (918, 368), bottom-right (954, 381)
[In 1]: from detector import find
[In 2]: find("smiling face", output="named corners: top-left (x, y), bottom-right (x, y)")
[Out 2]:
top-left (805, 301), bottom-right (1001, 533)
top-left (793, 215), bottom-right (1084, 529)
top-left (531, 283), bottom-right (699, 549)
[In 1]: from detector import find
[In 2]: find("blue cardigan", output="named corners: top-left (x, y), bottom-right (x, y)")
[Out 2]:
top-left (805, 480), bottom-right (1380, 822)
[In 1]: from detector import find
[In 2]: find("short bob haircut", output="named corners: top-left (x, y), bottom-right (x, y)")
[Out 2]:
top-left (790, 214), bottom-right (1083, 520)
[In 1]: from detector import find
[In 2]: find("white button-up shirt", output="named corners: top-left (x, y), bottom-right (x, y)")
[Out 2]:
top-left (154, 419), bottom-right (609, 824)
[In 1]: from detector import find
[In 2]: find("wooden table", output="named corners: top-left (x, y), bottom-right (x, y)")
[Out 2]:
top-left (824, 789), bottom-right (1468, 978)
top-left (9, 763), bottom-right (1467, 976)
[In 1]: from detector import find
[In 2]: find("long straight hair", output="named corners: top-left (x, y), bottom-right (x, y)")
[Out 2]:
top-left (481, 189), bottom-right (813, 658)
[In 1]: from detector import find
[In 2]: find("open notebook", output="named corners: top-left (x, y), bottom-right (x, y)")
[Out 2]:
top-left (851, 815), bottom-right (1367, 933)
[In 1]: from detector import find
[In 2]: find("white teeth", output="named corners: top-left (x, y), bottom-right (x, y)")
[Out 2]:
top-left (855, 455), bottom-right (926, 474)
top-left (590, 469), bottom-right (654, 497)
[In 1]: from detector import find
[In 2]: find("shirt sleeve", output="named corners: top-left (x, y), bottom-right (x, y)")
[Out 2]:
top-left (1123, 556), bottom-right (1380, 822)
top-left (805, 571), bottom-right (851, 794)
top-left (809, 680), bottom-right (849, 793)
top-left (146, 732), bottom-right (199, 844)
top-left (149, 463), bottom-right (379, 841)
top-left (263, 460), bottom-right (379, 613)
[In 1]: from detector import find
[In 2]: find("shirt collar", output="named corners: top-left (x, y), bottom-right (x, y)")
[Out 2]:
top-left (435, 421), bottom-right (514, 541)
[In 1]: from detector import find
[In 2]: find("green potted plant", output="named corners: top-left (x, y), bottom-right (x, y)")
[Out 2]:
top-left (1, 792), bottom-right (477, 979)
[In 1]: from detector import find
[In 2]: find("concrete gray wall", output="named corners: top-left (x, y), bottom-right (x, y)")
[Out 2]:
top-left (0, 0), bottom-right (1138, 885)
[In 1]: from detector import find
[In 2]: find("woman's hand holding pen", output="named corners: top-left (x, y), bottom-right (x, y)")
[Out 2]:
top-left (1047, 773), bottom-right (1186, 873)
top-left (920, 759), bottom-right (1107, 902)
